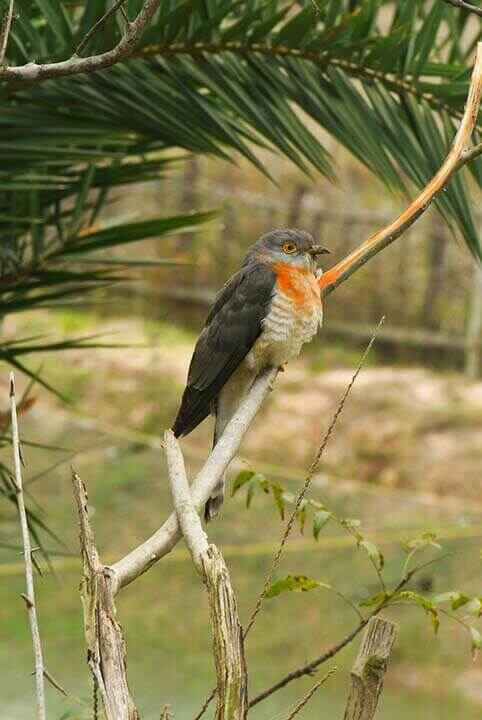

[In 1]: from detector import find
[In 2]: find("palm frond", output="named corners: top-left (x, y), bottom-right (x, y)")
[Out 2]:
top-left (2, 0), bottom-right (480, 257)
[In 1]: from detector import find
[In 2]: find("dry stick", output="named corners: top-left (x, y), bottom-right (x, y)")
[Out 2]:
top-left (165, 430), bottom-right (248, 720)
top-left (244, 317), bottom-right (385, 638)
top-left (75, 0), bottom-right (129, 56)
top-left (282, 669), bottom-right (336, 720)
top-left (343, 617), bottom-right (397, 720)
top-left (71, 470), bottom-right (139, 720)
top-left (441, 0), bottom-right (482, 17)
top-left (319, 41), bottom-right (482, 298)
top-left (10, 373), bottom-right (46, 720)
top-left (0, 0), bottom-right (162, 81)
top-left (0, 0), bottom-right (14, 64)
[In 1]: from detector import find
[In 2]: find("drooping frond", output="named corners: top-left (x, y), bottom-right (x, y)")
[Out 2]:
top-left (2, 0), bottom-right (481, 256)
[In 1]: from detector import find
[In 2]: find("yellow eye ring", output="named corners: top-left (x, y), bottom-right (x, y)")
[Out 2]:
top-left (282, 242), bottom-right (297, 254)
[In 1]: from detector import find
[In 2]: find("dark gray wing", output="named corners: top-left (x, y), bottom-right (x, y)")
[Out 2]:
top-left (172, 262), bottom-right (275, 437)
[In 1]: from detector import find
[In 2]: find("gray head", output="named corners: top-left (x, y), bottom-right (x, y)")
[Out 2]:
top-left (243, 228), bottom-right (329, 272)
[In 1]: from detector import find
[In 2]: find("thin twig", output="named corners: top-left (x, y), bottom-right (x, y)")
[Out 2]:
top-left (243, 317), bottom-right (385, 638)
top-left (458, 140), bottom-right (482, 167)
top-left (0, 0), bottom-right (14, 65)
top-left (441, 0), bottom-right (482, 17)
top-left (10, 372), bottom-right (46, 720)
top-left (0, 0), bottom-right (162, 82)
top-left (281, 669), bottom-right (336, 720)
top-left (75, 0), bottom-right (129, 57)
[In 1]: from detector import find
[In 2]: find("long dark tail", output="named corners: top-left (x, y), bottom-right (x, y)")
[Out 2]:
top-left (204, 415), bottom-right (226, 522)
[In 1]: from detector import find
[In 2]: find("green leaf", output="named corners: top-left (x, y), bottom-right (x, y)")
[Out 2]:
top-left (433, 591), bottom-right (471, 611)
top-left (265, 574), bottom-right (330, 599)
top-left (470, 627), bottom-right (482, 660)
top-left (358, 539), bottom-right (385, 572)
top-left (231, 470), bottom-right (255, 497)
top-left (396, 591), bottom-right (440, 634)
top-left (313, 510), bottom-right (331, 540)
top-left (402, 531), bottom-right (442, 553)
top-left (359, 591), bottom-right (389, 608)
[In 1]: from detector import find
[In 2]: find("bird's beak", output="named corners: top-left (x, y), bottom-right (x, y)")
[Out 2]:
top-left (308, 245), bottom-right (330, 257)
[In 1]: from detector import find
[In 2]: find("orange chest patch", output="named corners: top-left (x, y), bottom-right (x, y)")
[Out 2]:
top-left (273, 262), bottom-right (321, 310)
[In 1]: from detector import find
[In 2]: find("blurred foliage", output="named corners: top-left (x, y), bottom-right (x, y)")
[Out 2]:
top-left (233, 468), bottom-right (482, 659)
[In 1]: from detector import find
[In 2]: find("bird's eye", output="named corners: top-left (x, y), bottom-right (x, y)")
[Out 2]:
top-left (282, 242), bottom-right (297, 254)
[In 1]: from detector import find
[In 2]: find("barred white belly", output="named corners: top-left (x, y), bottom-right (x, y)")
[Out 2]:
top-left (247, 288), bottom-right (323, 370)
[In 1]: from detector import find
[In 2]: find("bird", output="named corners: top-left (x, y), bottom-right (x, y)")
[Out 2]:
top-left (172, 228), bottom-right (329, 521)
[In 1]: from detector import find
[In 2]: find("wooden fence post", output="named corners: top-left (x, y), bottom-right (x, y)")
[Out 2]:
top-left (343, 616), bottom-right (397, 720)
top-left (465, 263), bottom-right (482, 379)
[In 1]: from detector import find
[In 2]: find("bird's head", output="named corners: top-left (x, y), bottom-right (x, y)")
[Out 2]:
top-left (244, 228), bottom-right (329, 273)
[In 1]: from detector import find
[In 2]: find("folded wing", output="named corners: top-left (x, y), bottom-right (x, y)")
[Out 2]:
top-left (172, 262), bottom-right (276, 437)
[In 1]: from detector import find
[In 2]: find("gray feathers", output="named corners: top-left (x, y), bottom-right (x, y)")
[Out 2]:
top-left (172, 261), bottom-right (276, 438)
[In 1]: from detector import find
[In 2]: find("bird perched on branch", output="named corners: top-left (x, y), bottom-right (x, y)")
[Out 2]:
top-left (172, 229), bottom-right (329, 521)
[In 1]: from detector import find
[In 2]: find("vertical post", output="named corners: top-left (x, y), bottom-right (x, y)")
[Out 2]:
top-left (10, 373), bottom-right (47, 720)
top-left (343, 616), bottom-right (396, 720)
top-left (71, 471), bottom-right (139, 720)
top-left (465, 263), bottom-right (482, 379)
top-left (164, 431), bottom-right (248, 720)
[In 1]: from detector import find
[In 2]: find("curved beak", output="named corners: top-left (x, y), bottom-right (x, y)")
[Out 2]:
top-left (308, 245), bottom-right (330, 257)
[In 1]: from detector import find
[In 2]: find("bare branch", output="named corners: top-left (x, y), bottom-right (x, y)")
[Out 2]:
top-left (0, 0), bottom-right (14, 65)
top-left (343, 617), bottom-right (397, 720)
top-left (202, 545), bottom-right (248, 720)
top-left (75, 0), bottom-right (129, 57)
top-left (71, 470), bottom-right (139, 720)
top-left (164, 430), bottom-right (209, 570)
top-left (165, 430), bottom-right (247, 720)
top-left (10, 372), bottom-right (46, 720)
top-left (441, 0), bottom-right (482, 17)
top-left (320, 41), bottom-right (482, 296)
top-left (0, 0), bottom-right (162, 82)
top-left (282, 669), bottom-right (336, 720)
top-left (459, 140), bottom-right (482, 167)
top-left (112, 368), bottom-right (278, 593)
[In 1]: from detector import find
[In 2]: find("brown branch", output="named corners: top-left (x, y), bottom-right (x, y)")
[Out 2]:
top-left (441, 0), bottom-right (482, 17)
top-left (165, 431), bottom-right (248, 720)
top-left (343, 617), bottom-right (397, 720)
top-left (0, 0), bottom-right (161, 82)
top-left (10, 373), bottom-right (47, 720)
top-left (71, 469), bottom-right (139, 720)
top-left (0, 0), bottom-right (14, 65)
top-left (75, 0), bottom-right (129, 57)
top-left (319, 41), bottom-right (482, 297)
